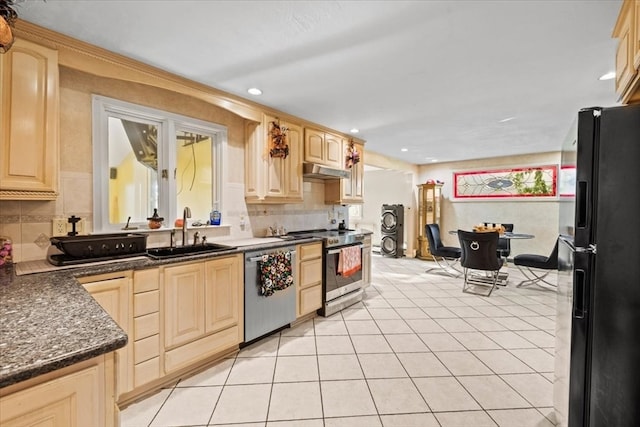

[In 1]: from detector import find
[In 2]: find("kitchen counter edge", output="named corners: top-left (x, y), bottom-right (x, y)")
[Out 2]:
top-left (0, 237), bottom-right (322, 389)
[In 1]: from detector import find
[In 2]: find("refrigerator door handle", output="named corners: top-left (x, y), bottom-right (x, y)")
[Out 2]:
top-left (576, 180), bottom-right (588, 228)
top-left (573, 269), bottom-right (587, 318)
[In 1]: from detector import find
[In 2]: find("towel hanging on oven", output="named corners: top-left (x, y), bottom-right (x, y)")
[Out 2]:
top-left (259, 250), bottom-right (294, 297)
top-left (338, 246), bottom-right (362, 277)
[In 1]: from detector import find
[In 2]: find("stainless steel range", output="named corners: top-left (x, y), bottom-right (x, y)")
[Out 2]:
top-left (287, 229), bottom-right (365, 316)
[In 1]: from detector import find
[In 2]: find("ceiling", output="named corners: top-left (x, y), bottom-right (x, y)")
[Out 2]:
top-left (16, 0), bottom-right (622, 165)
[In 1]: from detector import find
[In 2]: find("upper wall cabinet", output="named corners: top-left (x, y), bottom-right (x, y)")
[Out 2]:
top-left (245, 114), bottom-right (303, 204)
top-left (613, 0), bottom-right (640, 104)
top-left (325, 141), bottom-right (365, 204)
top-left (0, 39), bottom-right (59, 200)
top-left (304, 128), bottom-right (343, 169)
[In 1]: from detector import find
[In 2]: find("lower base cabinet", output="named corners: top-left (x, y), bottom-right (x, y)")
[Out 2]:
top-left (0, 356), bottom-right (115, 427)
top-left (296, 242), bottom-right (323, 317)
top-left (163, 254), bottom-right (244, 374)
top-left (363, 235), bottom-right (372, 287)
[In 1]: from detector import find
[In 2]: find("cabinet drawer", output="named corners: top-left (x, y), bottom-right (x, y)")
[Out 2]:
top-left (299, 258), bottom-right (322, 289)
top-left (299, 284), bottom-right (322, 316)
top-left (134, 334), bottom-right (160, 364)
top-left (134, 357), bottom-right (160, 388)
top-left (299, 243), bottom-right (322, 261)
top-left (134, 269), bottom-right (160, 293)
top-left (134, 312), bottom-right (159, 340)
top-left (164, 326), bottom-right (239, 374)
top-left (134, 290), bottom-right (159, 317)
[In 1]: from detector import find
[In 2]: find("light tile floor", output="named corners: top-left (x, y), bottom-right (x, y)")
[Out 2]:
top-left (121, 254), bottom-right (557, 427)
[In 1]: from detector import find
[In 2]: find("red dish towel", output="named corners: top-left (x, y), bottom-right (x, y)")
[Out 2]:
top-left (338, 246), bottom-right (362, 277)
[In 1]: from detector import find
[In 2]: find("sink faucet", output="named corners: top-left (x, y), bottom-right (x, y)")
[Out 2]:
top-left (182, 207), bottom-right (191, 246)
top-left (193, 231), bottom-right (200, 246)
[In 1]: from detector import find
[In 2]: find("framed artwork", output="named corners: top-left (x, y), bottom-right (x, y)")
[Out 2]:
top-left (559, 165), bottom-right (576, 197)
top-left (454, 165), bottom-right (557, 199)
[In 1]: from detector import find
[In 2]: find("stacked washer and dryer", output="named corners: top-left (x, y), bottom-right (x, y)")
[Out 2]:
top-left (380, 204), bottom-right (404, 258)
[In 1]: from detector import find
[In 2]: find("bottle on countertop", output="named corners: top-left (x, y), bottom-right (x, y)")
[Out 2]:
top-left (210, 205), bottom-right (221, 226)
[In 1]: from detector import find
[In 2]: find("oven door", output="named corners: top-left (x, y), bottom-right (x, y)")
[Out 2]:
top-left (325, 243), bottom-right (364, 302)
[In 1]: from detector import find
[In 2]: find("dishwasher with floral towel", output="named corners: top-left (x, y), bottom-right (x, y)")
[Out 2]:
top-left (243, 246), bottom-right (297, 343)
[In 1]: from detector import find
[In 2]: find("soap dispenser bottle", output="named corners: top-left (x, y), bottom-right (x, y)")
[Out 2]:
top-left (210, 205), bottom-right (221, 226)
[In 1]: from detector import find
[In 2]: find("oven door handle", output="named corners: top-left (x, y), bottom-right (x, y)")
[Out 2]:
top-left (327, 244), bottom-right (364, 255)
top-left (247, 250), bottom-right (296, 263)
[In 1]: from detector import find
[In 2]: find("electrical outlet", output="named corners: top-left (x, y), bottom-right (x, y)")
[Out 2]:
top-left (52, 219), bottom-right (67, 236)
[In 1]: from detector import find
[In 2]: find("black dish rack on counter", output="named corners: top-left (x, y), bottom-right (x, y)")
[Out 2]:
top-left (48, 233), bottom-right (148, 266)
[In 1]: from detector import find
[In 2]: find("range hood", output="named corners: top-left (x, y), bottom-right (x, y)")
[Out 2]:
top-left (303, 163), bottom-right (351, 179)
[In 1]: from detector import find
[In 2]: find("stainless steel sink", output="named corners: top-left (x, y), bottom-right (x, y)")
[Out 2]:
top-left (146, 243), bottom-right (236, 259)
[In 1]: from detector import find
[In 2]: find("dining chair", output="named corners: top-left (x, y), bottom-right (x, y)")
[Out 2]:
top-left (483, 222), bottom-right (514, 261)
top-left (424, 224), bottom-right (462, 277)
top-left (513, 238), bottom-right (559, 290)
top-left (457, 230), bottom-right (505, 297)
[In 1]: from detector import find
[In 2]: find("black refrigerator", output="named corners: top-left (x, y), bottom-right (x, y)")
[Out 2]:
top-left (555, 104), bottom-right (640, 427)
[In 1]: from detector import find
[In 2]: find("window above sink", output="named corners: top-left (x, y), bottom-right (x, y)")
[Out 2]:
top-left (92, 96), bottom-right (227, 232)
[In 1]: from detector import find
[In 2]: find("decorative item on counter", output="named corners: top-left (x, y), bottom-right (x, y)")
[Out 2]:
top-left (425, 179), bottom-right (444, 184)
top-left (122, 216), bottom-right (138, 230)
top-left (0, 236), bottom-right (12, 266)
top-left (345, 139), bottom-right (360, 169)
top-left (473, 223), bottom-right (506, 234)
top-left (210, 204), bottom-right (221, 225)
top-left (174, 218), bottom-right (184, 228)
top-left (268, 119), bottom-right (289, 158)
top-left (0, 0), bottom-right (18, 54)
top-left (147, 208), bottom-right (164, 229)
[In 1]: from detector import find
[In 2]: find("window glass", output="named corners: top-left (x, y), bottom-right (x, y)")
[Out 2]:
top-left (93, 96), bottom-right (225, 232)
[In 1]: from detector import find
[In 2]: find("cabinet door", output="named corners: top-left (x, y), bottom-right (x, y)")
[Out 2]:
top-left (0, 39), bottom-right (59, 200)
top-left (615, 5), bottom-right (636, 95)
top-left (82, 275), bottom-right (133, 397)
top-left (0, 363), bottom-right (106, 427)
top-left (304, 128), bottom-right (325, 164)
top-left (164, 263), bottom-right (205, 348)
top-left (634, 0), bottom-right (640, 69)
top-left (284, 122), bottom-right (303, 200)
top-left (324, 133), bottom-right (343, 168)
top-left (205, 256), bottom-right (240, 334)
top-left (353, 143), bottom-right (364, 199)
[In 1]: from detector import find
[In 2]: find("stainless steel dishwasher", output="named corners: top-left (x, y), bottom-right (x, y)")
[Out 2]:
top-left (244, 246), bottom-right (297, 343)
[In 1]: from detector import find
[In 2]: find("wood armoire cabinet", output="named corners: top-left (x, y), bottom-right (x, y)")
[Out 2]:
top-left (416, 183), bottom-right (443, 259)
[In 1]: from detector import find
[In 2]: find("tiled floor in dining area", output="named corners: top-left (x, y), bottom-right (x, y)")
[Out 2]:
top-left (121, 254), bottom-right (558, 427)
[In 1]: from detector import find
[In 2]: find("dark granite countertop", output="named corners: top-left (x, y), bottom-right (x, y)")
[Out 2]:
top-left (0, 237), bottom-right (320, 389)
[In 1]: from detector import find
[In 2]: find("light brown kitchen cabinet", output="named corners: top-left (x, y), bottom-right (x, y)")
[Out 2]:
top-left (325, 141), bottom-right (365, 204)
top-left (0, 38), bottom-right (59, 200)
top-left (613, 0), bottom-right (640, 104)
top-left (304, 128), bottom-right (343, 169)
top-left (296, 242), bottom-right (323, 317)
top-left (132, 268), bottom-right (161, 389)
top-left (80, 272), bottom-right (133, 400)
top-left (163, 254), bottom-right (243, 374)
top-left (0, 356), bottom-right (114, 427)
top-left (362, 234), bottom-right (372, 287)
top-left (164, 262), bottom-right (206, 348)
top-left (245, 113), bottom-right (303, 203)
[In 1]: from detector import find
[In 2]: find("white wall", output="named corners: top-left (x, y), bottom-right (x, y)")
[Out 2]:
top-left (353, 168), bottom-right (417, 255)
top-left (418, 152), bottom-right (561, 257)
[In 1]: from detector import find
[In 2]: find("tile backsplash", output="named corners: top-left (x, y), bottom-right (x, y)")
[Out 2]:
top-left (1, 179), bottom-right (347, 263)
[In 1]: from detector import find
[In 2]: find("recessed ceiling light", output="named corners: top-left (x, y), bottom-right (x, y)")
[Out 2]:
top-left (401, 148), bottom-right (408, 152)
top-left (350, 128), bottom-right (359, 133)
top-left (598, 71), bottom-right (616, 81)
top-left (431, 159), bottom-right (438, 163)
top-left (247, 87), bottom-right (262, 95)
top-left (499, 117), bottom-right (515, 123)
top-left (425, 157), bottom-right (438, 163)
